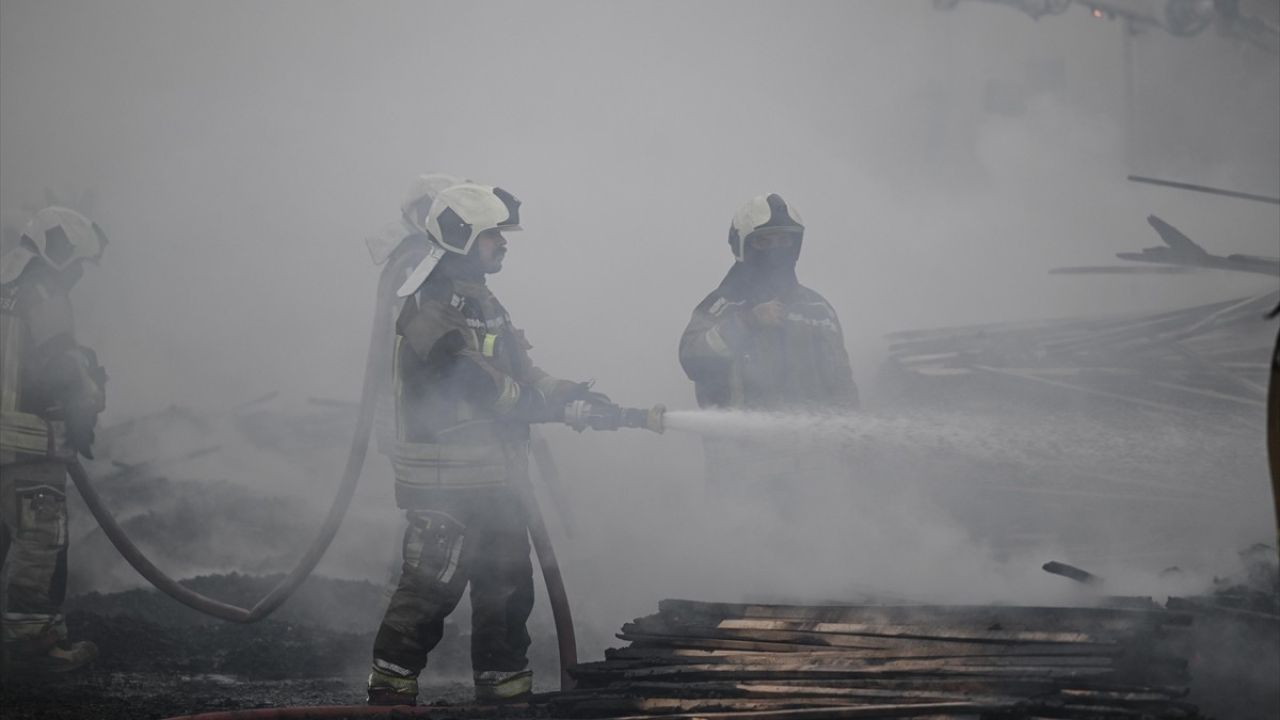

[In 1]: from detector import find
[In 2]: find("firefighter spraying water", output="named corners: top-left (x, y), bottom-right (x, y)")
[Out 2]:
top-left (364, 182), bottom-right (665, 706)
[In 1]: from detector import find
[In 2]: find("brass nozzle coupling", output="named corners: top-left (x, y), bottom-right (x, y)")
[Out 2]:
top-left (620, 404), bottom-right (665, 434)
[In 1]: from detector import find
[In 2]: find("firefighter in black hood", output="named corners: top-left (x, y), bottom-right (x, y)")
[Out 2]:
top-left (680, 194), bottom-right (859, 494)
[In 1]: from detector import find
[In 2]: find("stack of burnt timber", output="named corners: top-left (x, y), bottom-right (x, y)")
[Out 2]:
top-left (556, 599), bottom-right (1197, 719)
top-left (884, 290), bottom-right (1277, 417)
top-left (885, 214), bottom-right (1279, 417)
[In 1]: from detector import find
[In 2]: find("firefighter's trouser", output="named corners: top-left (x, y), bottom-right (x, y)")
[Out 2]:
top-left (372, 487), bottom-right (533, 679)
top-left (0, 462), bottom-right (70, 649)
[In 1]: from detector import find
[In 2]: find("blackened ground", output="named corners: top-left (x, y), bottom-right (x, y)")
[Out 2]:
top-left (1, 573), bottom-right (556, 719)
top-left (0, 673), bottom-right (497, 720)
top-left (0, 674), bottom-right (381, 720)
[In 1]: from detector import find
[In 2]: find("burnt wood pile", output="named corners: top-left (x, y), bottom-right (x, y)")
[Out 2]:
top-left (884, 290), bottom-right (1277, 417)
top-left (555, 599), bottom-right (1199, 719)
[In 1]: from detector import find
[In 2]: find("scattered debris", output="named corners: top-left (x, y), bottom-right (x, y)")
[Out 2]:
top-left (1042, 561), bottom-right (1102, 586)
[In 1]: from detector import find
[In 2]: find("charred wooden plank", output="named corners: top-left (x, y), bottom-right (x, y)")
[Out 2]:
top-left (1042, 561), bottom-right (1102, 586)
top-left (711, 618), bottom-right (1103, 644)
top-left (621, 623), bottom-right (902, 651)
top-left (634, 615), bottom-right (1137, 646)
top-left (569, 659), bottom-right (1120, 683)
top-left (572, 675), bottom-right (1189, 698)
top-left (549, 695), bottom-right (863, 718)
top-left (656, 600), bottom-right (1189, 632)
top-left (1058, 688), bottom-right (1191, 704)
top-left (608, 640), bottom-right (1122, 660)
top-left (596, 649), bottom-right (1117, 670)
top-left (578, 680), bottom-right (1021, 705)
top-left (621, 633), bottom-right (834, 654)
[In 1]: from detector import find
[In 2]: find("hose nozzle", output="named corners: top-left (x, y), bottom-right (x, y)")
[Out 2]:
top-left (564, 401), bottom-right (665, 433)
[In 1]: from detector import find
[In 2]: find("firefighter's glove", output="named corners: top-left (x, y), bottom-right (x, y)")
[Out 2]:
top-left (562, 399), bottom-right (623, 432)
top-left (566, 381), bottom-right (612, 407)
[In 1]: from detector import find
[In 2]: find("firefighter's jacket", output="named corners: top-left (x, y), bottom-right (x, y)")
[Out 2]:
top-left (389, 268), bottom-right (575, 507)
top-left (0, 265), bottom-right (105, 465)
top-left (679, 278), bottom-right (858, 411)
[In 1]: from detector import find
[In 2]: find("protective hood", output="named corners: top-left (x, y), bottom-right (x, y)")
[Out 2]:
top-left (365, 217), bottom-right (421, 266)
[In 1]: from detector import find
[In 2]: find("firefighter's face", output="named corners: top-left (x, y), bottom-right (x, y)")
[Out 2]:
top-left (474, 230), bottom-right (508, 273)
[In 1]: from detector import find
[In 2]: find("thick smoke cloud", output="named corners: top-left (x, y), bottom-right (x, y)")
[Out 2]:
top-left (2, 0), bottom-right (1277, 663)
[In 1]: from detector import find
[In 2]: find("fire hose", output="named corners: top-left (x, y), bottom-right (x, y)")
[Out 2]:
top-left (515, 465), bottom-right (578, 691)
top-left (65, 259), bottom-right (394, 623)
top-left (1268, 308), bottom-right (1279, 548)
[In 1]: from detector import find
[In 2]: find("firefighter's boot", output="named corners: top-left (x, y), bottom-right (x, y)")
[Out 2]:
top-left (366, 663), bottom-right (418, 706)
top-left (3, 636), bottom-right (98, 675)
top-left (474, 669), bottom-right (532, 703)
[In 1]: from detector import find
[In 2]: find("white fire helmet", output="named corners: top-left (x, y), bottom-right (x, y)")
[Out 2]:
top-left (0, 206), bottom-right (107, 285)
top-left (727, 194), bottom-right (804, 262)
top-left (396, 184), bottom-right (522, 297)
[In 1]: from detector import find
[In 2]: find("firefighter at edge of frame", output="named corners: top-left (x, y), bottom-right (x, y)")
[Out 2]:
top-left (367, 183), bottom-right (625, 706)
top-left (0, 206), bottom-right (108, 675)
